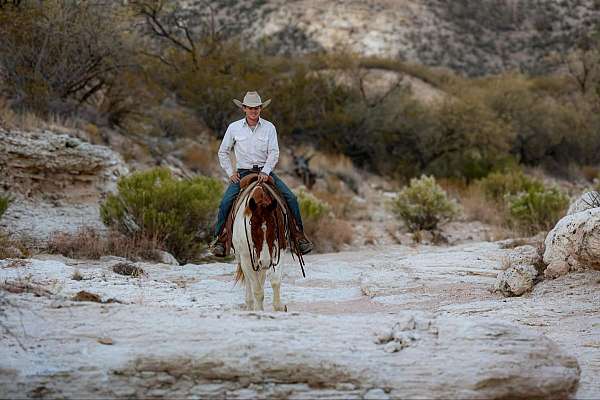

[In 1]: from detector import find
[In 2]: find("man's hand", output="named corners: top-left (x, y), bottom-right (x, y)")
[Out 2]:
top-left (257, 172), bottom-right (269, 183)
top-left (229, 172), bottom-right (240, 183)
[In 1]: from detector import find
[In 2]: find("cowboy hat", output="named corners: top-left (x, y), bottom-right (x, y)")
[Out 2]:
top-left (233, 91), bottom-right (272, 109)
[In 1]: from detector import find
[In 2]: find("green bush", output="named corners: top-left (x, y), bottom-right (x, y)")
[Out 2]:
top-left (296, 188), bottom-right (330, 223)
top-left (100, 168), bottom-right (223, 263)
top-left (391, 175), bottom-right (460, 232)
top-left (478, 170), bottom-right (544, 203)
top-left (0, 194), bottom-right (12, 219)
top-left (506, 186), bottom-right (569, 235)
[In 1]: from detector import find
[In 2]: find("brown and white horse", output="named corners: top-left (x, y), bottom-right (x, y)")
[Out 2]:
top-left (232, 182), bottom-right (287, 311)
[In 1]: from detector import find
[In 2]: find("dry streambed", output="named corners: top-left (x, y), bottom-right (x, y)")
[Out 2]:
top-left (1, 242), bottom-right (598, 399)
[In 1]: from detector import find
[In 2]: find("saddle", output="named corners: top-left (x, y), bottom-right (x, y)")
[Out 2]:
top-left (218, 173), bottom-right (306, 273)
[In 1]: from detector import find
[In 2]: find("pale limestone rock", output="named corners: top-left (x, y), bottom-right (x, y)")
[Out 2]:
top-left (0, 129), bottom-right (127, 200)
top-left (157, 250), bottom-right (179, 266)
top-left (0, 305), bottom-right (580, 399)
top-left (495, 264), bottom-right (538, 297)
top-left (505, 244), bottom-right (539, 266)
top-left (567, 191), bottom-right (600, 215)
top-left (544, 206), bottom-right (600, 272)
top-left (0, 129), bottom-right (128, 239)
top-left (545, 261), bottom-right (570, 279)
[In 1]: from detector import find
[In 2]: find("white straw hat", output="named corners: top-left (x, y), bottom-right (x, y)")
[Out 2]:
top-left (233, 91), bottom-right (272, 108)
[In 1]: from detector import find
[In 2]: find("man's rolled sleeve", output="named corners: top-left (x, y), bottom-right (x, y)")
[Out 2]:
top-left (218, 125), bottom-right (235, 177)
top-left (261, 125), bottom-right (279, 176)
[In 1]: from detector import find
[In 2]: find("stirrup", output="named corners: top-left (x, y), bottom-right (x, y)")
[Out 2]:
top-left (210, 241), bottom-right (227, 257)
top-left (297, 238), bottom-right (313, 255)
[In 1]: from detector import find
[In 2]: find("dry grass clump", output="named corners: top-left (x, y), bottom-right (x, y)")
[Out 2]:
top-left (451, 182), bottom-right (505, 226)
top-left (312, 189), bottom-right (358, 220)
top-left (305, 218), bottom-right (354, 253)
top-left (47, 227), bottom-right (163, 262)
top-left (0, 233), bottom-right (30, 260)
top-left (1, 277), bottom-right (52, 298)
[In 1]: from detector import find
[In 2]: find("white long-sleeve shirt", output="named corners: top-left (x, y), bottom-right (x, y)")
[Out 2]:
top-left (217, 117), bottom-right (280, 177)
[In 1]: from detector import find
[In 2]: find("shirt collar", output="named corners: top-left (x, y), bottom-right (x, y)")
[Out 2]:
top-left (243, 117), bottom-right (262, 127)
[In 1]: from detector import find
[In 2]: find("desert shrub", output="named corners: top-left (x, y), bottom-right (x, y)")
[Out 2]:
top-left (478, 170), bottom-right (544, 203)
top-left (100, 168), bottom-right (223, 262)
top-left (297, 188), bottom-right (330, 223)
top-left (392, 175), bottom-right (460, 232)
top-left (0, 194), bottom-right (12, 219)
top-left (506, 186), bottom-right (569, 235)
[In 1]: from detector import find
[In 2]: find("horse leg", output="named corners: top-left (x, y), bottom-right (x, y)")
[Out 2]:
top-left (244, 268), bottom-right (265, 312)
top-left (251, 270), bottom-right (268, 311)
top-left (270, 266), bottom-right (286, 312)
top-left (250, 280), bottom-right (264, 311)
top-left (244, 278), bottom-right (253, 310)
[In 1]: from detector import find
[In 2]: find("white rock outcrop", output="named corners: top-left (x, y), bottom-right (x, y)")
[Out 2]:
top-left (0, 304), bottom-right (580, 399)
top-left (0, 129), bottom-right (127, 201)
top-left (543, 193), bottom-right (600, 277)
top-left (0, 129), bottom-right (128, 239)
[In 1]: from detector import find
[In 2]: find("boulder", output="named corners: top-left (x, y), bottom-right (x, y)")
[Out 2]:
top-left (157, 250), bottom-right (179, 266)
top-left (543, 203), bottom-right (600, 275)
top-left (495, 263), bottom-right (538, 296)
top-left (495, 245), bottom-right (541, 297)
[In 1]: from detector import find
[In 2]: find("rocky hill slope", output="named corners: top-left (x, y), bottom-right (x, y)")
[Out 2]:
top-left (196, 0), bottom-right (600, 76)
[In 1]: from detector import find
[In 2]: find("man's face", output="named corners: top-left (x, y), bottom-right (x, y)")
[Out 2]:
top-left (243, 105), bottom-right (261, 122)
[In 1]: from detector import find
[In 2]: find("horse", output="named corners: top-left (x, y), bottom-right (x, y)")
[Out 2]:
top-left (232, 180), bottom-right (288, 312)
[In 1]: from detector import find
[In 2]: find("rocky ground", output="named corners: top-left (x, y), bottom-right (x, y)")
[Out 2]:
top-left (1, 128), bottom-right (598, 398)
top-left (1, 241), bottom-right (598, 398)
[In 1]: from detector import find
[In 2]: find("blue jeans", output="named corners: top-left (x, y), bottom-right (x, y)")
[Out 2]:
top-left (214, 170), bottom-right (304, 237)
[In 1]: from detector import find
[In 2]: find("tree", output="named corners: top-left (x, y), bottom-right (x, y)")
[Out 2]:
top-left (0, 0), bottom-right (131, 114)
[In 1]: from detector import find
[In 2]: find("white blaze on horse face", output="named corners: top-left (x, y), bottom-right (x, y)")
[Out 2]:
top-left (258, 222), bottom-right (271, 268)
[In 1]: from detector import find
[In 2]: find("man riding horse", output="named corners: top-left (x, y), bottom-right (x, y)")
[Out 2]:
top-left (210, 91), bottom-right (313, 257)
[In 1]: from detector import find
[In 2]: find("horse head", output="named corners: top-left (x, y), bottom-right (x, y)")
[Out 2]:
top-left (245, 184), bottom-right (279, 269)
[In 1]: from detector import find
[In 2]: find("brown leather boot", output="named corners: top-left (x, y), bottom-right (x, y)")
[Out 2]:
top-left (295, 231), bottom-right (313, 255)
top-left (210, 238), bottom-right (227, 257)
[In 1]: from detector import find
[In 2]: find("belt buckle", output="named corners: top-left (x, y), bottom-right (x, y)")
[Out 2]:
top-left (252, 165), bottom-right (260, 172)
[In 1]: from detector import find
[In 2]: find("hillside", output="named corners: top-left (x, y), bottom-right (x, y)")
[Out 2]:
top-left (194, 0), bottom-right (600, 76)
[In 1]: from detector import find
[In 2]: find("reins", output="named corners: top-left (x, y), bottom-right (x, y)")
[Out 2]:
top-left (236, 179), bottom-right (306, 277)
top-left (243, 191), bottom-right (260, 272)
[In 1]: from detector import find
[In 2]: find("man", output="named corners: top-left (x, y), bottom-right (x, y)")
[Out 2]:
top-left (210, 91), bottom-right (313, 257)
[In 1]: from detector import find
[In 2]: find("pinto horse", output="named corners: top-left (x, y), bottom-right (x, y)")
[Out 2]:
top-left (232, 180), bottom-right (288, 312)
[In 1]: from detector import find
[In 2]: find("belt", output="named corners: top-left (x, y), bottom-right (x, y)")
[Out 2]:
top-left (238, 165), bottom-right (263, 172)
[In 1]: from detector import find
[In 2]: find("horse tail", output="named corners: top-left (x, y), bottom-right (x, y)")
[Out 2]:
top-left (234, 262), bottom-right (245, 285)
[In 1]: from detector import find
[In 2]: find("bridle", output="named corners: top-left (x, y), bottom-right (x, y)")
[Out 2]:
top-left (243, 182), bottom-right (282, 272)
